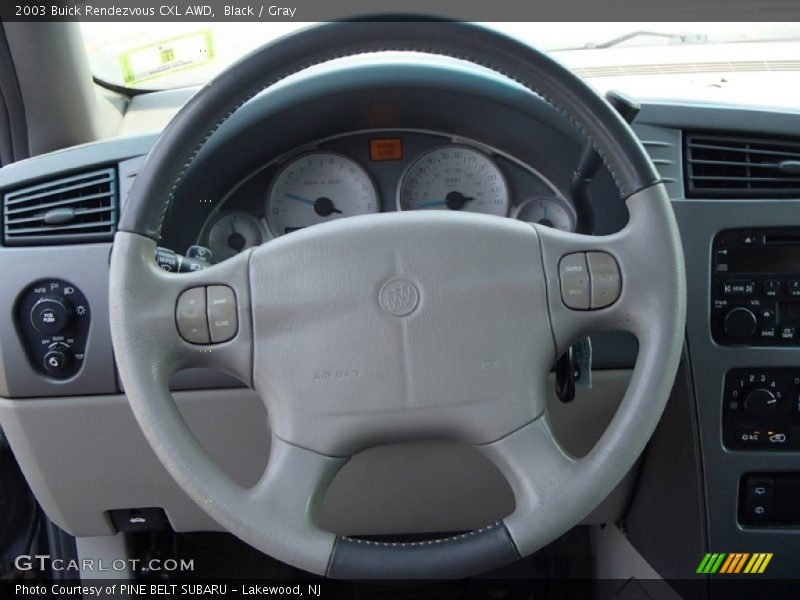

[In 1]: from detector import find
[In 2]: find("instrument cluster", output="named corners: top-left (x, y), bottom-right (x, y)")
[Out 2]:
top-left (198, 130), bottom-right (574, 263)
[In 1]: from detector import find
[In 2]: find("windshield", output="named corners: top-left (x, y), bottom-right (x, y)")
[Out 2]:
top-left (81, 22), bottom-right (800, 90)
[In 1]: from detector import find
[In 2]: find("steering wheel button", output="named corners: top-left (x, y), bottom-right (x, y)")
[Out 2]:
top-left (176, 287), bottom-right (210, 344)
top-left (587, 252), bottom-right (622, 309)
top-left (559, 253), bottom-right (590, 310)
top-left (207, 285), bottom-right (238, 343)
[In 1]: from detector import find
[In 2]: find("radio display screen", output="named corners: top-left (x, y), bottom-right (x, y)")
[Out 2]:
top-left (726, 246), bottom-right (800, 274)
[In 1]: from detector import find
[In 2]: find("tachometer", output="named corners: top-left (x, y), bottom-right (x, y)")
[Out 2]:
top-left (398, 146), bottom-right (509, 216)
top-left (266, 152), bottom-right (379, 236)
top-left (205, 211), bottom-right (265, 261)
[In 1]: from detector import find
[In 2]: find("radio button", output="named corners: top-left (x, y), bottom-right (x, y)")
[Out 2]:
top-left (559, 253), bottom-right (590, 310)
top-left (781, 326), bottom-right (796, 340)
top-left (763, 280), bottom-right (780, 297)
top-left (723, 280), bottom-right (755, 297)
top-left (586, 252), bottom-right (621, 309)
top-left (760, 327), bottom-right (776, 339)
top-left (758, 308), bottom-right (775, 321)
top-left (787, 280), bottom-right (800, 297)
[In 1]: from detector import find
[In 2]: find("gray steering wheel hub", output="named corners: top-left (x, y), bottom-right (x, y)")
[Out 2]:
top-left (109, 21), bottom-right (686, 579)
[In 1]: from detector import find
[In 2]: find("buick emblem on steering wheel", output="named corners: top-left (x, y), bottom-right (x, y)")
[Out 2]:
top-left (379, 279), bottom-right (420, 317)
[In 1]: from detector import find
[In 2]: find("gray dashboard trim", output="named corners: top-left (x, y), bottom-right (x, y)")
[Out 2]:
top-left (638, 100), bottom-right (800, 139)
top-left (0, 371), bottom-right (635, 539)
top-left (675, 199), bottom-right (800, 580)
top-left (0, 134), bottom-right (154, 193)
top-left (0, 243), bottom-right (117, 398)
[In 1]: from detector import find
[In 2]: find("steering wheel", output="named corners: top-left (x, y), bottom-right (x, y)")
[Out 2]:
top-left (110, 21), bottom-right (685, 579)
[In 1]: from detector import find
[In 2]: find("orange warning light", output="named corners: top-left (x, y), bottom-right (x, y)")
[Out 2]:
top-left (370, 138), bottom-right (403, 161)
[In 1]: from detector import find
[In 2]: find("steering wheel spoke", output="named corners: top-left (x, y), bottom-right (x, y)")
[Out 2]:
top-left (243, 437), bottom-right (345, 575)
top-left (110, 231), bottom-right (253, 386)
top-left (536, 185), bottom-right (685, 356)
top-left (478, 418), bottom-right (578, 557)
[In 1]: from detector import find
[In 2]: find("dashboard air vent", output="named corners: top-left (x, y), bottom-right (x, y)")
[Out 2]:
top-left (685, 133), bottom-right (800, 198)
top-left (3, 168), bottom-right (118, 245)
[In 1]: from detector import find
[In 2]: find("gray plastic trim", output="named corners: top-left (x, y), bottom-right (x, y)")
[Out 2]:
top-left (0, 371), bottom-right (636, 542)
top-left (674, 198), bottom-right (800, 579)
top-left (0, 243), bottom-right (117, 397)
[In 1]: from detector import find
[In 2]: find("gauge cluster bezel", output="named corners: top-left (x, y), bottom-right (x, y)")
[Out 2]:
top-left (196, 128), bottom-right (573, 260)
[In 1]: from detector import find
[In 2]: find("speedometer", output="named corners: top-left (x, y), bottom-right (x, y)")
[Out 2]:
top-left (397, 146), bottom-right (509, 216)
top-left (266, 152), bottom-right (379, 236)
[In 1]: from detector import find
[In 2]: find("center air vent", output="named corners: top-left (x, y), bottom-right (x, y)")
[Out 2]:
top-left (3, 168), bottom-right (118, 246)
top-left (685, 133), bottom-right (800, 198)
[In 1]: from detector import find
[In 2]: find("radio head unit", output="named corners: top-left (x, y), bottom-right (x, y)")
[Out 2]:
top-left (713, 228), bottom-right (800, 346)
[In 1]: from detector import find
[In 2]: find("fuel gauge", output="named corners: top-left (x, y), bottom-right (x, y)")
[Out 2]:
top-left (204, 211), bottom-right (265, 261)
top-left (513, 196), bottom-right (576, 232)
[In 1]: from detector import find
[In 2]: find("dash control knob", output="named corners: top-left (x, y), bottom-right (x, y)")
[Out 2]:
top-left (42, 342), bottom-right (72, 375)
top-left (30, 295), bottom-right (72, 334)
top-left (724, 307), bottom-right (757, 339)
top-left (744, 388), bottom-right (778, 419)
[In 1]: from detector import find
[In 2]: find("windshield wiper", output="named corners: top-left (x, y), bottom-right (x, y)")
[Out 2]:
top-left (576, 30), bottom-right (709, 50)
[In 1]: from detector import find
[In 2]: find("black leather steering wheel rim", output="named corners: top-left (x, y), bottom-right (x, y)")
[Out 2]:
top-left (118, 21), bottom-right (658, 240)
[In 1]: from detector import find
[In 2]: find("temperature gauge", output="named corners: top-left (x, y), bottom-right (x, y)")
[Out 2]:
top-left (204, 211), bottom-right (265, 261)
top-left (513, 196), bottom-right (576, 232)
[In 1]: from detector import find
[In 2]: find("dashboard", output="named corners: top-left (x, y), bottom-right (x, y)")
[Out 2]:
top-left (4, 53), bottom-right (800, 583)
top-left (197, 129), bottom-right (574, 263)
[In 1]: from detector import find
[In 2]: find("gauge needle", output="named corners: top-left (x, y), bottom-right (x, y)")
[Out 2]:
top-left (286, 192), bottom-right (316, 207)
top-left (417, 199), bottom-right (448, 208)
top-left (229, 218), bottom-right (237, 234)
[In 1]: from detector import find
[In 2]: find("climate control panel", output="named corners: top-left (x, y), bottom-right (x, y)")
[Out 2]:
top-left (723, 368), bottom-right (800, 450)
top-left (15, 279), bottom-right (90, 379)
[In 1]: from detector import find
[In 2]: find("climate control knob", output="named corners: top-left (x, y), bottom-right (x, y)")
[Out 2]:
top-left (744, 388), bottom-right (778, 419)
top-left (30, 295), bottom-right (72, 334)
top-left (724, 307), bottom-right (757, 339)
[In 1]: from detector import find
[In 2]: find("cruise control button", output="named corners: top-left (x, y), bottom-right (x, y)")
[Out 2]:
top-left (207, 285), bottom-right (238, 343)
top-left (176, 287), bottom-right (210, 344)
top-left (587, 252), bottom-right (621, 309)
top-left (559, 253), bottom-right (590, 310)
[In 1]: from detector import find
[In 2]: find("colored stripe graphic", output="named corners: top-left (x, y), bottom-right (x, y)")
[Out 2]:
top-left (699, 552), bottom-right (773, 574)
top-left (696, 553), bottom-right (714, 574)
top-left (733, 553), bottom-right (750, 573)
top-left (697, 553), bottom-right (727, 574)
top-left (758, 553), bottom-right (773, 573)
top-left (719, 553), bottom-right (736, 574)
